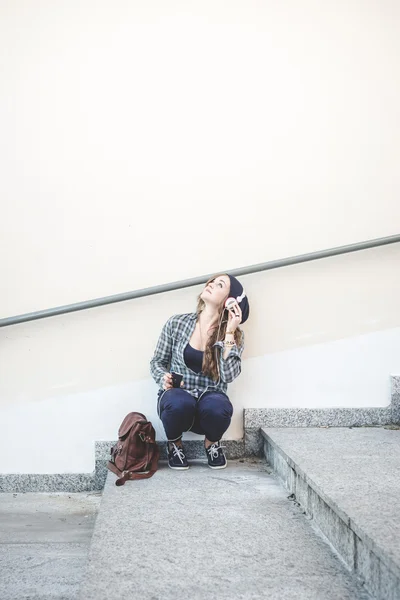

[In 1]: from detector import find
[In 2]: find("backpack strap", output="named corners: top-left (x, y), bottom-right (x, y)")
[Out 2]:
top-left (115, 468), bottom-right (157, 486)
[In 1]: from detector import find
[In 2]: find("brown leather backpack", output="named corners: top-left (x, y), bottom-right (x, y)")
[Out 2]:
top-left (107, 412), bottom-right (159, 486)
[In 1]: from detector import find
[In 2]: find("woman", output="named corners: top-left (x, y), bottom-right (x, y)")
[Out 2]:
top-left (150, 274), bottom-right (250, 471)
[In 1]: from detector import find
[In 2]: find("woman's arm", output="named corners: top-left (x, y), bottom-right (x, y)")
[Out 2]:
top-left (150, 317), bottom-right (174, 388)
top-left (214, 330), bottom-right (244, 383)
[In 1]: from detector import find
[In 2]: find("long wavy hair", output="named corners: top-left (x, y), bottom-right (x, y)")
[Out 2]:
top-left (196, 274), bottom-right (243, 381)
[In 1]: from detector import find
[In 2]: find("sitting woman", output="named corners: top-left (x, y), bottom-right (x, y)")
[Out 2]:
top-left (150, 274), bottom-right (250, 470)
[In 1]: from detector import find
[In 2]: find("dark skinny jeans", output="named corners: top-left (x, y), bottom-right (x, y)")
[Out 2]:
top-left (158, 388), bottom-right (233, 443)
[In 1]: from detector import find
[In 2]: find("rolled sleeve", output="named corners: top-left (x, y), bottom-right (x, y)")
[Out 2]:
top-left (150, 317), bottom-right (174, 388)
top-left (214, 332), bottom-right (244, 384)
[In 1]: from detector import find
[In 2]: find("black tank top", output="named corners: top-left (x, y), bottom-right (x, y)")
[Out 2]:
top-left (183, 343), bottom-right (204, 374)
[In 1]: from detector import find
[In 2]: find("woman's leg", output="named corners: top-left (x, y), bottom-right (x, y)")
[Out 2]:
top-left (195, 391), bottom-right (233, 443)
top-left (192, 391), bottom-right (233, 469)
top-left (158, 388), bottom-right (197, 442)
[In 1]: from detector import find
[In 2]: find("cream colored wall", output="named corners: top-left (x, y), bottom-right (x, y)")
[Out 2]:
top-left (0, 1), bottom-right (399, 473)
top-left (1, 0), bottom-right (399, 317)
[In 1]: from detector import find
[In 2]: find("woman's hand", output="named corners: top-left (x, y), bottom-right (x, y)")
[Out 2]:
top-left (162, 373), bottom-right (173, 390)
top-left (162, 373), bottom-right (184, 390)
top-left (227, 300), bottom-right (242, 333)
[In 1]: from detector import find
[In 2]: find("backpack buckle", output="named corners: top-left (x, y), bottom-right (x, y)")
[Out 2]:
top-left (139, 432), bottom-right (146, 442)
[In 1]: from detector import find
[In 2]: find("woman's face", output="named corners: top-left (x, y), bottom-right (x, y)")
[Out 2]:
top-left (200, 275), bottom-right (230, 308)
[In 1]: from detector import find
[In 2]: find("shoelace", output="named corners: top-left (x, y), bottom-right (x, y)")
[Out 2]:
top-left (171, 443), bottom-right (186, 464)
top-left (208, 443), bottom-right (225, 460)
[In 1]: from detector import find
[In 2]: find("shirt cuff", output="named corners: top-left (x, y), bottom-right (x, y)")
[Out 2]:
top-left (213, 340), bottom-right (241, 358)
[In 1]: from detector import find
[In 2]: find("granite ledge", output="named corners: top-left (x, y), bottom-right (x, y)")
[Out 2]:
top-left (244, 406), bottom-right (393, 429)
top-left (0, 472), bottom-right (96, 493)
top-left (245, 375), bottom-right (400, 429)
top-left (95, 439), bottom-right (245, 461)
top-left (0, 440), bottom-right (246, 493)
top-left (392, 375), bottom-right (400, 424)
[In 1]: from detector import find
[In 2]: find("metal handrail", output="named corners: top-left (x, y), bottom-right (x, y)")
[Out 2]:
top-left (1, 233), bottom-right (399, 328)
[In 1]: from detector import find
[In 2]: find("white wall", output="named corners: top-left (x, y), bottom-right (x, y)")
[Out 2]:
top-left (1, 246), bottom-right (400, 473)
top-left (0, 1), bottom-right (399, 473)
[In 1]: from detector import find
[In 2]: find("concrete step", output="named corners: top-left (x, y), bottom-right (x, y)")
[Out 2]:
top-left (0, 491), bottom-right (100, 600)
top-left (79, 459), bottom-right (371, 600)
top-left (262, 426), bottom-right (400, 600)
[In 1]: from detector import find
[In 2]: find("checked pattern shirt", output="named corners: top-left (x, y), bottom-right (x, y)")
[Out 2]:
top-left (150, 312), bottom-right (244, 398)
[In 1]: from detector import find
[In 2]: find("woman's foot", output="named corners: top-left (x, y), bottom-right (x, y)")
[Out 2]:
top-left (205, 441), bottom-right (227, 469)
top-left (168, 441), bottom-right (189, 470)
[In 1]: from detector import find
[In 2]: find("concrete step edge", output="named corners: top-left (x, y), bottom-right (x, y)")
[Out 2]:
top-left (261, 428), bottom-right (400, 587)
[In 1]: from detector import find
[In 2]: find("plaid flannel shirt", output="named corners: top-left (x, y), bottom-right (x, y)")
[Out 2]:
top-left (150, 312), bottom-right (244, 398)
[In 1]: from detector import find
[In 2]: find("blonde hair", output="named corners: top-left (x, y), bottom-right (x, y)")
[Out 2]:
top-left (196, 274), bottom-right (243, 381)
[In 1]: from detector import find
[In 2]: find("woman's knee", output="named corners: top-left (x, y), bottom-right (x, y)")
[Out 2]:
top-left (198, 392), bottom-right (233, 420)
top-left (160, 388), bottom-right (196, 415)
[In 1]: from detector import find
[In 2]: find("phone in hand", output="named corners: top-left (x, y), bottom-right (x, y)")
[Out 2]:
top-left (171, 371), bottom-right (183, 388)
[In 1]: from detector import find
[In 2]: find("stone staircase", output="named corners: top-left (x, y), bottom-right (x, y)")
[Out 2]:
top-left (77, 376), bottom-right (400, 599)
top-left (79, 456), bottom-right (374, 600)
top-left (262, 426), bottom-right (400, 600)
